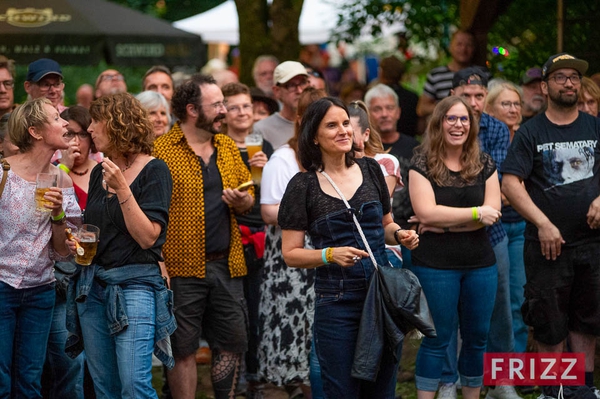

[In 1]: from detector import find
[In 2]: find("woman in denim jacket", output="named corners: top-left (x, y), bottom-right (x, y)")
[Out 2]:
top-left (279, 97), bottom-right (418, 399)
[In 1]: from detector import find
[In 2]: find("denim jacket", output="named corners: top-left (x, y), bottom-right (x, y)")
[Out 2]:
top-left (66, 263), bottom-right (177, 369)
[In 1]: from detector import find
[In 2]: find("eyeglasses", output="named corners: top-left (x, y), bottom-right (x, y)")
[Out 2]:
top-left (100, 74), bottom-right (125, 82)
top-left (0, 80), bottom-right (14, 89)
top-left (226, 104), bottom-right (253, 114)
top-left (279, 79), bottom-right (309, 92)
top-left (549, 73), bottom-right (581, 85)
top-left (64, 130), bottom-right (92, 140)
top-left (201, 101), bottom-right (226, 111)
top-left (444, 115), bottom-right (470, 125)
top-left (500, 101), bottom-right (522, 110)
top-left (36, 81), bottom-right (64, 91)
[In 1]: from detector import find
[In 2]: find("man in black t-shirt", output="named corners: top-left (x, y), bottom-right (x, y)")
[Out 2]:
top-left (503, 53), bottom-right (600, 397)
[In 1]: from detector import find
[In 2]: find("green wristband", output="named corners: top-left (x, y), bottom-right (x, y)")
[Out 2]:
top-left (51, 210), bottom-right (66, 221)
top-left (472, 207), bottom-right (478, 221)
top-left (58, 163), bottom-right (70, 174)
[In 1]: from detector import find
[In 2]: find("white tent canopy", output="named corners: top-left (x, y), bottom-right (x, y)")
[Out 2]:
top-left (173, 0), bottom-right (342, 45)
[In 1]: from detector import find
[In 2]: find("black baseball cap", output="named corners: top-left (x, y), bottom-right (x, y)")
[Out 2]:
top-left (541, 53), bottom-right (588, 80)
top-left (452, 67), bottom-right (489, 89)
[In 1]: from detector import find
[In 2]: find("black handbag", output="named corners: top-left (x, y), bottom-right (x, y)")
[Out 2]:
top-left (320, 170), bottom-right (436, 382)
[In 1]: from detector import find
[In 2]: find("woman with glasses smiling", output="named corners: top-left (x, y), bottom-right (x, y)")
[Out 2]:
top-left (485, 81), bottom-right (523, 140)
top-left (57, 106), bottom-right (98, 211)
top-left (408, 96), bottom-right (501, 399)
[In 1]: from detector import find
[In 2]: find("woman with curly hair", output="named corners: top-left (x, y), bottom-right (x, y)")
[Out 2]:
top-left (67, 92), bottom-right (175, 398)
top-left (407, 96), bottom-right (501, 399)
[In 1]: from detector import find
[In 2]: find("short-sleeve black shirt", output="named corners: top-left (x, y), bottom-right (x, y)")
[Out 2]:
top-left (84, 159), bottom-right (172, 269)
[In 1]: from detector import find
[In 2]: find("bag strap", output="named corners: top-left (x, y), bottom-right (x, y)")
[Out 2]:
top-left (0, 158), bottom-right (10, 198)
top-left (319, 170), bottom-right (378, 270)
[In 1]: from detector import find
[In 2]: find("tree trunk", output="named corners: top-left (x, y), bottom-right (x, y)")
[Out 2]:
top-left (235, 0), bottom-right (303, 86)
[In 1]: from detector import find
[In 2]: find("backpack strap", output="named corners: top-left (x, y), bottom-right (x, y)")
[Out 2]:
top-left (0, 158), bottom-right (10, 198)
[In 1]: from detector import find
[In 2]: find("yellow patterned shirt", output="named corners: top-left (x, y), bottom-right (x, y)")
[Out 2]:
top-left (153, 122), bottom-right (253, 278)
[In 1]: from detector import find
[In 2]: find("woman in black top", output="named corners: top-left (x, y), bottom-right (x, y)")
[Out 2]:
top-left (279, 97), bottom-right (418, 398)
top-left (68, 93), bottom-right (174, 398)
top-left (408, 96), bottom-right (501, 399)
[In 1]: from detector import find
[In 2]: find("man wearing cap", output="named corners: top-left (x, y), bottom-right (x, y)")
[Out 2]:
top-left (24, 58), bottom-right (66, 112)
top-left (503, 53), bottom-right (600, 398)
top-left (520, 67), bottom-right (547, 125)
top-left (253, 61), bottom-right (309, 150)
top-left (448, 67), bottom-right (519, 399)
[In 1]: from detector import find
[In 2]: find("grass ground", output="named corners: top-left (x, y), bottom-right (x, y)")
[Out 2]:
top-left (152, 337), bottom-right (600, 399)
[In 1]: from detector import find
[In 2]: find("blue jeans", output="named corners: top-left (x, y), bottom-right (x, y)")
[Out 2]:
top-left (78, 279), bottom-right (158, 399)
top-left (314, 288), bottom-right (400, 399)
top-left (309, 339), bottom-right (325, 399)
top-left (43, 296), bottom-right (84, 399)
top-left (503, 221), bottom-right (528, 353)
top-left (439, 237), bottom-right (511, 385)
top-left (0, 281), bottom-right (55, 399)
top-left (412, 265), bottom-right (497, 391)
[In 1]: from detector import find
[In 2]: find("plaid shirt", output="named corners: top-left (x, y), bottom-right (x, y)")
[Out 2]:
top-left (478, 113), bottom-right (509, 247)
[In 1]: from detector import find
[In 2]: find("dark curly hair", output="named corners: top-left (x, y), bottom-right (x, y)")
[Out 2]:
top-left (171, 74), bottom-right (217, 122)
top-left (298, 97), bottom-right (356, 171)
top-left (89, 92), bottom-right (154, 156)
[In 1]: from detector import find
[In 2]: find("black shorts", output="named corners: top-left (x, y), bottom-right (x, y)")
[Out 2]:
top-left (170, 259), bottom-right (248, 358)
top-left (522, 240), bottom-right (600, 345)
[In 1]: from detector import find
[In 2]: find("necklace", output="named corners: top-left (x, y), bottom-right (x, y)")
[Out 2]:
top-left (120, 153), bottom-right (139, 172)
top-left (71, 168), bottom-right (89, 176)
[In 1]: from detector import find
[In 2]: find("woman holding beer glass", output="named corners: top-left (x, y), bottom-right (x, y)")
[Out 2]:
top-left (0, 98), bottom-right (79, 398)
top-left (67, 93), bottom-right (175, 398)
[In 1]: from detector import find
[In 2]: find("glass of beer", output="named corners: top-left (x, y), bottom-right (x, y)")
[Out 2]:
top-left (35, 173), bottom-right (58, 212)
top-left (245, 132), bottom-right (263, 185)
top-left (75, 224), bottom-right (100, 266)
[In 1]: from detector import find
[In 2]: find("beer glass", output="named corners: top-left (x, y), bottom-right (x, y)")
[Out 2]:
top-left (35, 173), bottom-right (58, 212)
top-left (245, 132), bottom-right (263, 184)
top-left (75, 224), bottom-right (100, 266)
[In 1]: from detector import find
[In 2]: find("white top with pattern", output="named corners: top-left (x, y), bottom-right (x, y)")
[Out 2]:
top-left (0, 169), bottom-right (81, 289)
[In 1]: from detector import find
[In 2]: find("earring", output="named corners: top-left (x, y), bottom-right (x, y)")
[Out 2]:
top-left (314, 141), bottom-right (318, 145)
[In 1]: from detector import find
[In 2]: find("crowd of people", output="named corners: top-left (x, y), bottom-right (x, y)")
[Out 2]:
top-left (1, 31), bottom-right (600, 399)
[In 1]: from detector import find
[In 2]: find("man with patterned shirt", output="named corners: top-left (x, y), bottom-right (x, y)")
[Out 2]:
top-left (153, 74), bottom-right (254, 399)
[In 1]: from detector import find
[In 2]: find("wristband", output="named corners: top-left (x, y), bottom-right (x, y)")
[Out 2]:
top-left (50, 210), bottom-right (66, 224)
top-left (57, 163), bottom-right (70, 174)
top-left (321, 248), bottom-right (329, 265)
top-left (471, 207), bottom-right (478, 221)
top-left (394, 228), bottom-right (403, 245)
top-left (325, 247), bottom-right (335, 264)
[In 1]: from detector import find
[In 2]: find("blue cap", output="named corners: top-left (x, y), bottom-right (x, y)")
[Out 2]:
top-left (26, 58), bottom-right (63, 82)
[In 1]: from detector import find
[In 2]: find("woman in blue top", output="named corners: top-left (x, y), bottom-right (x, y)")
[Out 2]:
top-left (279, 97), bottom-right (418, 398)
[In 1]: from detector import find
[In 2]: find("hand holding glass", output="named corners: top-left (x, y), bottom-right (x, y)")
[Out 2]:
top-left (35, 173), bottom-right (58, 212)
top-left (74, 224), bottom-right (100, 266)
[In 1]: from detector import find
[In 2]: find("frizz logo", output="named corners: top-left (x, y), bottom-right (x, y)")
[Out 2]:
top-left (484, 353), bottom-right (585, 386)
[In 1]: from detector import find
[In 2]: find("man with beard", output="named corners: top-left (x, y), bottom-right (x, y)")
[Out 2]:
top-left (520, 67), bottom-right (547, 124)
top-left (503, 53), bottom-right (600, 398)
top-left (153, 74), bottom-right (254, 399)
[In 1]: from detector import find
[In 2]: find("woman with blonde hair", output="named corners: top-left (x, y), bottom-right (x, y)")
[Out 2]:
top-left (0, 98), bottom-right (79, 398)
top-left (485, 81), bottom-right (523, 139)
top-left (67, 92), bottom-right (175, 398)
top-left (408, 96), bottom-right (501, 399)
top-left (578, 76), bottom-right (600, 117)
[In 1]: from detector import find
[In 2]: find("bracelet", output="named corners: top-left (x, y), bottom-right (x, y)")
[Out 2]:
top-left (471, 207), bottom-right (478, 221)
top-left (50, 210), bottom-right (66, 224)
top-left (394, 228), bottom-right (403, 245)
top-left (119, 192), bottom-right (133, 205)
top-left (322, 248), bottom-right (329, 264)
top-left (325, 247), bottom-right (335, 263)
top-left (57, 163), bottom-right (70, 174)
